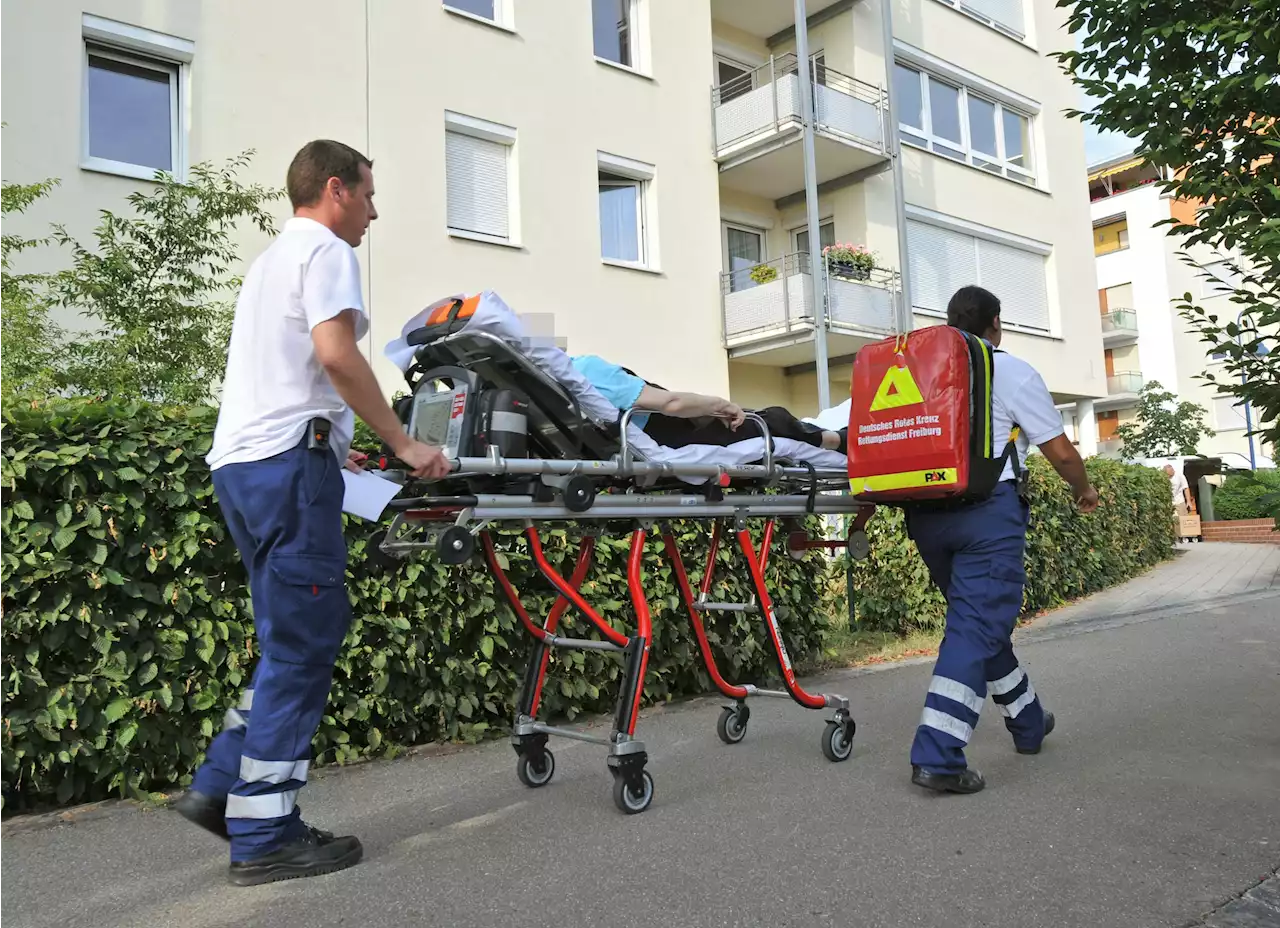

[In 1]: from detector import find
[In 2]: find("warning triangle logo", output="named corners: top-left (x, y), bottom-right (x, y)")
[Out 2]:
top-left (870, 364), bottom-right (924, 411)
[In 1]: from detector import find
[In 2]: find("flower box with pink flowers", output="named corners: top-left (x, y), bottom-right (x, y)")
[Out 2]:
top-left (822, 242), bottom-right (876, 281)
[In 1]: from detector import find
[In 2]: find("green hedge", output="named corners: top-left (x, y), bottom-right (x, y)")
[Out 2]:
top-left (1211, 470), bottom-right (1280, 522)
top-left (1, 400), bottom-right (834, 810)
top-left (847, 456), bottom-right (1176, 634)
top-left (1, 400), bottom-right (1176, 811)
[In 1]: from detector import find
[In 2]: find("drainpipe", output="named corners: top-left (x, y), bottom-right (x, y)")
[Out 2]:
top-left (880, 0), bottom-right (912, 332)
top-left (793, 0), bottom-right (831, 411)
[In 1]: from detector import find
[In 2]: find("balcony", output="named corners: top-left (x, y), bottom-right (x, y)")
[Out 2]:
top-left (721, 252), bottom-right (900, 365)
top-left (1097, 370), bottom-right (1143, 411)
top-left (1101, 308), bottom-right (1139, 347)
top-left (713, 54), bottom-right (889, 199)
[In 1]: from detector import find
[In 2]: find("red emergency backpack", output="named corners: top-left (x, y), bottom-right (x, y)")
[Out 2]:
top-left (846, 325), bottom-right (1018, 504)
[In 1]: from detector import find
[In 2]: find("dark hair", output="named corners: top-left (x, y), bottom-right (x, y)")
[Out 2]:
top-left (947, 285), bottom-right (1001, 337)
top-left (286, 140), bottom-right (373, 209)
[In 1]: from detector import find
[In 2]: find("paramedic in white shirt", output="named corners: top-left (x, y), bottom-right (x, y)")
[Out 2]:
top-left (906, 285), bottom-right (1099, 796)
top-left (174, 140), bottom-right (448, 886)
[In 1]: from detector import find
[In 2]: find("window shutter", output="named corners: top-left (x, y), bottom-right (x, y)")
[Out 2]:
top-left (446, 131), bottom-right (509, 239)
top-left (976, 238), bottom-right (1049, 331)
top-left (1214, 396), bottom-right (1248, 431)
top-left (906, 220), bottom-right (978, 313)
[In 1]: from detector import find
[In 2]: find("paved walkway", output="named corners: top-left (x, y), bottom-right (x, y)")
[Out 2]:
top-left (1032, 541), bottom-right (1279, 630)
top-left (3, 545), bottom-right (1278, 928)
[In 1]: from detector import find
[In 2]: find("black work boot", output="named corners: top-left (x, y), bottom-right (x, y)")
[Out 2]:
top-left (229, 826), bottom-right (363, 887)
top-left (1016, 710), bottom-right (1056, 755)
top-left (174, 790), bottom-right (229, 840)
top-left (911, 765), bottom-right (986, 794)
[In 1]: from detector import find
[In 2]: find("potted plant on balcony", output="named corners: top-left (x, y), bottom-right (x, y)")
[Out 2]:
top-left (822, 242), bottom-right (876, 281)
top-left (749, 263), bottom-right (779, 285)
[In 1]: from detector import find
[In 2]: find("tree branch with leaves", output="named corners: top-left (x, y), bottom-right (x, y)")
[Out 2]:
top-left (48, 152), bottom-right (283, 406)
top-left (1053, 0), bottom-right (1278, 478)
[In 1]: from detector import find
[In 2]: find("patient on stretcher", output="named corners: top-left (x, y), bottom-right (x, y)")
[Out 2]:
top-left (384, 290), bottom-right (850, 473)
top-left (569, 354), bottom-right (847, 454)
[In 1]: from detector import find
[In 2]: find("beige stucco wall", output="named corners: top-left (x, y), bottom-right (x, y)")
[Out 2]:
top-left (3, 0), bottom-right (730, 400)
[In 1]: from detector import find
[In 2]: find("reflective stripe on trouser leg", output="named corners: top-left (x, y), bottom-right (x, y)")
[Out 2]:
top-left (986, 644), bottom-right (1046, 750)
top-left (190, 682), bottom-right (258, 801)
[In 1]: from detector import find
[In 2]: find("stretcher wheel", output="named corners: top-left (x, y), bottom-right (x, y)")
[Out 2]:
top-left (847, 530), bottom-right (870, 562)
top-left (716, 705), bottom-right (749, 744)
top-left (364, 529), bottom-right (400, 571)
top-left (516, 749), bottom-right (556, 788)
top-left (437, 526), bottom-right (475, 564)
top-left (821, 719), bottom-right (855, 762)
top-left (612, 769), bottom-right (655, 814)
top-left (563, 476), bottom-right (596, 513)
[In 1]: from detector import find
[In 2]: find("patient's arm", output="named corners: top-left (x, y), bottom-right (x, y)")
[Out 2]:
top-left (637, 385), bottom-right (746, 428)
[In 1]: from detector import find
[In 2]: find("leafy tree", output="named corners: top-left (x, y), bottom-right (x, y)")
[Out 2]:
top-left (1055, 0), bottom-right (1278, 507)
top-left (1, 176), bottom-right (64, 398)
top-left (1112, 380), bottom-right (1213, 459)
top-left (48, 152), bottom-right (282, 405)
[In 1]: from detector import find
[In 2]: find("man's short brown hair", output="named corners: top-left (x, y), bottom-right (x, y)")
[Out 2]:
top-left (286, 140), bottom-right (373, 209)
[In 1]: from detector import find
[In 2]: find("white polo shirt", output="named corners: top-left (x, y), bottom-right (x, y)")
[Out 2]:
top-left (991, 348), bottom-right (1065, 481)
top-left (207, 217), bottom-right (368, 471)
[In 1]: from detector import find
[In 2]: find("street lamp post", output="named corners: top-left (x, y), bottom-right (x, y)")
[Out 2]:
top-left (1236, 307), bottom-right (1257, 471)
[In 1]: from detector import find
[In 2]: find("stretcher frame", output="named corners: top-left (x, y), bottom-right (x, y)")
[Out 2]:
top-left (375, 327), bottom-right (875, 815)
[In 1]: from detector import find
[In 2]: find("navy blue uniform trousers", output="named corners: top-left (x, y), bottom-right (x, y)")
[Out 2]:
top-left (191, 440), bottom-right (352, 861)
top-left (905, 482), bottom-right (1048, 773)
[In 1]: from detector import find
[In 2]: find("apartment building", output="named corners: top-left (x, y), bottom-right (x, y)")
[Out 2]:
top-left (1087, 153), bottom-right (1273, 469)
top-left (2, 0), bottom-right (1103, 428)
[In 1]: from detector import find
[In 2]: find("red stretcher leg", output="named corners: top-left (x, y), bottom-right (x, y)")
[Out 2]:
top-left (483, 533), bottom-right (597, 716)
top-left (615, 529), bottom-right (653, 737)
top-left (736, 524), bottom-right (828, 710)
top-left (662, 529), bottom-right (749, 701)
top-left (525, 526), bottom-right (630, 649)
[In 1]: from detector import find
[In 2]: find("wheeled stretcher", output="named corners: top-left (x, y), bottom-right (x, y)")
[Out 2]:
top-left (371, 293), bottom-right (876, 814)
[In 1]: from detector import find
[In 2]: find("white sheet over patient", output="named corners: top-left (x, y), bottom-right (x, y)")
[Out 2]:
top-left (384, 291), bottom-right (847, 475)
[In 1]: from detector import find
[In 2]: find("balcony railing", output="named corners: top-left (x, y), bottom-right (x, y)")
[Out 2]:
top-left (712, 53), bottom-right (887, 159)
top-left (720, 252), bottom-right (898, 345)
top-left (1101, 309), bottom-right (1138, 335)
top-left (1107, 371), bottom-right (1143, 395)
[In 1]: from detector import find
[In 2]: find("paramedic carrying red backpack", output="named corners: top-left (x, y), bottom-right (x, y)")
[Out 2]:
top-left (846, 325), bottom-right (1023, 506)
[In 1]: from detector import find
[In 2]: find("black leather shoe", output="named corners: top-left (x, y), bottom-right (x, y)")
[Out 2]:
top-left (174, 790), bottom-right (229, 840)
top-left (228, 826), bottom-right (362, 887)
top-left (1016, 710), bottom-right (1056, 755)
top-left (911, 765), bottom-right (986, 794)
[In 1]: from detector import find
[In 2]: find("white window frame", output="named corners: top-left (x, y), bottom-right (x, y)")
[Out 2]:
top-left (714, 54), bottom-right (756, 103)
top-left (896, 63), bottom-right (1036, 185)
top-left (597, 152), bottom-right (658, 272)
top-left (80, 15), bottom-right (193, 181)
top-left (594, 0), bottom-right (649, 77)
top-left (723, 221), bottom-right (768, 292)
top-left (928, 0), bottom-right (1030, 44)
top-left (442, 0), bottom-right (514, 31)
top-left (789, 218), bottom-right (835, 256)
top-left (444, 111), bottom-right (521, 248)
top-left (893, 43), bottom-right (1042, 189)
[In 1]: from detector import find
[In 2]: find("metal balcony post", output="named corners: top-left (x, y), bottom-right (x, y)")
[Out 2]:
top-left (880, 0), bottom-right (913, 333)
top-left (769, 56), bottom-right (779, 132)
top-left (793, 0), bottom-right (831, 411)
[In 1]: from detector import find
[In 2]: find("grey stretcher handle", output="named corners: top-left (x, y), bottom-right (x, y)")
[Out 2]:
top-left (617, 407), bottom-right (774, 475)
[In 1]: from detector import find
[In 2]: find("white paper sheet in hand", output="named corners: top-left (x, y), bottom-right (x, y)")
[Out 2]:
top-left (341, 469), bottom-right (403, 521)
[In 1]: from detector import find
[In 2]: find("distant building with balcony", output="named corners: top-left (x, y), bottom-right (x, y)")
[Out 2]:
top-left (1085, 152), bottom-right (1273, 468)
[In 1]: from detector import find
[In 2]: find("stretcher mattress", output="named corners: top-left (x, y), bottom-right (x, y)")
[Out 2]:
top-left (384, 291), bottom-right (848, 473)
